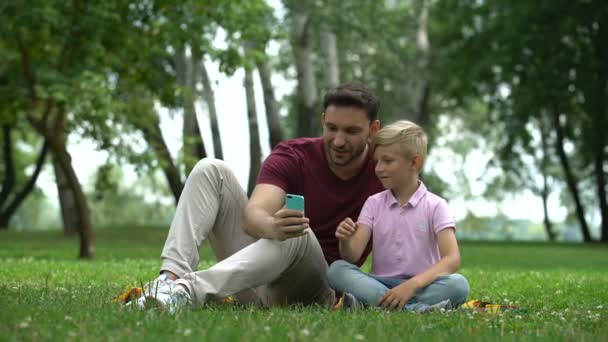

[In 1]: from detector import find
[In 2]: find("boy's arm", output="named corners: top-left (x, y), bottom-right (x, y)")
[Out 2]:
top-left (406, 228), bottom-right (461, 288)
top-left (338, 223), bottom-right (372, 263)
top-left (378, 228), bottom-right (460, 309)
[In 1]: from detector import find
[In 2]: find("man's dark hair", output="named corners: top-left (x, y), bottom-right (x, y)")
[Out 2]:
top-left (323, 81), bottom-right (380, 121)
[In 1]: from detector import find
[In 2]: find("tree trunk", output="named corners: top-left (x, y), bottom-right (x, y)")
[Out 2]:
top-left (0, 125), bottom-right (49, 229)
top-left (0, 124), bottom-right (15, 209)
top-left (176, 47), bottom-right (206, 175)
top-left (27, 106), bottom-right (94, 258)
top-left (590, 15), bottom-right (608, 242)
top-left (54, 152), bottom-right (80, 236)
top-left (53, 138), bottom-right (94, 258)
top-left (291, 12), bottom-right (318, 137)
top-left (133, 107), bottom-right (184, 205)
top-left (245, 68), bottom-right (262, 196)
top-left (552, 110), bottom-right (592, 242)
top-left (398, 0), bottom-right (431, 127)
top-left (320, 25), bottom-right (340, 88)
top-left (200, 60), bottom-right (223, 160)
top-left (594, 143), bottom-right (606, 242)
top-left (539, 118), bottom-right (555, 241)
top-left (256, 58), bottom-right (283, 149)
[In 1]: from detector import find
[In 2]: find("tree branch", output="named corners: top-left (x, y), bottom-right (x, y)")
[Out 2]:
top-left (1, 140), bottom-right (49, 218)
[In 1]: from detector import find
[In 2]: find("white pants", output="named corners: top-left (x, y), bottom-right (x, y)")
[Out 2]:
top-left (160, 159), bottom-right (335, 307)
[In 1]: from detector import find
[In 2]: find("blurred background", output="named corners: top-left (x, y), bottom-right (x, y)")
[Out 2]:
top-left (1, 0), bottom-right (606, 258)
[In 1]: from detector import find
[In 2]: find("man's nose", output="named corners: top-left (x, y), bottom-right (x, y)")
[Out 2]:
top-left (333, 131), bottom-right (346, 146)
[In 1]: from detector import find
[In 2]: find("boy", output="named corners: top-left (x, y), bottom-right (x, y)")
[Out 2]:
top-left (327, 120), bottom-right (469, 312)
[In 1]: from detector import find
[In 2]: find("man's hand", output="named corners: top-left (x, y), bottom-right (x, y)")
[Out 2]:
top-left (269, 208), bottom-right (309, 241)
top-left (335, 218), bottom-right (357, 240)
top-left (377, 279), bottom-right (420, 310)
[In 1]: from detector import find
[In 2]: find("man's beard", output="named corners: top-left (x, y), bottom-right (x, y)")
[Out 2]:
top-left (326, 144), bottom-right (366, 167)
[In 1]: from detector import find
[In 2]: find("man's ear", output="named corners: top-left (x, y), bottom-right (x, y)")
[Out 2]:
top-left (368, 120), bottom-right (381, 146)
top-left (370, 120), bottom-right (380, 135)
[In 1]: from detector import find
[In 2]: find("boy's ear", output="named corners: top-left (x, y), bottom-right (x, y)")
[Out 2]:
top-left (412, 155), bottom-right (423, 170)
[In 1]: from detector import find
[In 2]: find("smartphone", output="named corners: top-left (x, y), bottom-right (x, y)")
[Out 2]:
top-left (285, 194), bottom-right (305, 212)
top-left (286, 194), bottom-right (305, 234)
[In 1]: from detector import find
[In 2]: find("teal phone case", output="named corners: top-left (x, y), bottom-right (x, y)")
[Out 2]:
top-left (285, 194), bottom-right (305, 212)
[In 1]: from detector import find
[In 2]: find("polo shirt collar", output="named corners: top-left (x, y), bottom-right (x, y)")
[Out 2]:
top-left (409, 181), bottom-right (427, 207)
top-left (387, 181), bottom-right (427, 208)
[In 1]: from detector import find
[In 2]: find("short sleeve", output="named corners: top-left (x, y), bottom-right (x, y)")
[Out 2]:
top-left (256, 143), bottom-right (301, 191)
top-left (357, 196), bottom-right (377, 228)
top-left (432, 199), bottom-right (456, 234)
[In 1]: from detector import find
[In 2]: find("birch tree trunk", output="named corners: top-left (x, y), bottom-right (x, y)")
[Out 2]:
top-left (176, 47), bottom-right (206, 175)
top-left (291, 12), bottom-right (318, 137)
top-left (257, 58), bottom-right (283, 149)
top-left (245, 67), bottom-right (262, 196)
top-left (320, 25), bottom-right (340, 88)
top-left (200, 60), bottom-right (223, 160)
top-left (397, 0), bottom-right (431, 127)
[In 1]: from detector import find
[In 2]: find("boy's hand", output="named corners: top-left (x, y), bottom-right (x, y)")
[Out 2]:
top-left (335, 218), bottom-right (357, 240)
top-left (377, 280), bottom-right (419, 310)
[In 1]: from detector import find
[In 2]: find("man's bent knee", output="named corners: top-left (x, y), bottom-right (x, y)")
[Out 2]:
top-left (191, 158), bottom-right (230, 176)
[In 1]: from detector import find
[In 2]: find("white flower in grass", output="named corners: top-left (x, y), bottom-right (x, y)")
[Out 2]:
top-left (555, 290), bottom-right (562, 295)
top-left (183, 329), bottom-right (192, 336)
top-left (64, 315), bottom-right (72, 321)
top-left (354, 334), bottom-right (365, 340)
top-left (515, 315), bottom-right (522, 320)
top-left (300, 329), bottom-right (310, 336)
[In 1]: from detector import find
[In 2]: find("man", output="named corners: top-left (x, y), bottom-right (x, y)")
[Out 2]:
top-left (136, 81), bottom-right (383, 312)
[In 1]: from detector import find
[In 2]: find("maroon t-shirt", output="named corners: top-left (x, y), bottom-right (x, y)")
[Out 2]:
top-left (256, 137), bottom-right (384, 266)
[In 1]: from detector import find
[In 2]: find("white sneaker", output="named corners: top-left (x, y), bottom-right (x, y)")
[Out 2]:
top-left (342, 292), bottom-right (363, 310)
top-left (426, 299), bottom-right (452, 312)
top-left (135, 274), bottom-right (191, 314)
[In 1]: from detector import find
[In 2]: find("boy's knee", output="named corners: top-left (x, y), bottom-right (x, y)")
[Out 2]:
top-left (447, 274), bottom-right (470, 305)
top-left (327, 260), bottom-right (352, 285)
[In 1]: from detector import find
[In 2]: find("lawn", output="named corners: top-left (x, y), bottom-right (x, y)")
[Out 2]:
top-left (1, 226), bottom-right (607, 341)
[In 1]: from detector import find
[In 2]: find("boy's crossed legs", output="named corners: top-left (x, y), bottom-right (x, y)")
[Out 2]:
top-left (327, 260), bottom-right (469, 312)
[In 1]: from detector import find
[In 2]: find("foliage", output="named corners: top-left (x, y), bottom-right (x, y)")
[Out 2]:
top-left (432, 0), bottom-right (608, 239)
top-left (1, 228), bottom-right (607, 340)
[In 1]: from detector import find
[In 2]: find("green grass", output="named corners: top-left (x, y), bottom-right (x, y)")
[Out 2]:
top-left (1, 226), bottom-right (607, 341)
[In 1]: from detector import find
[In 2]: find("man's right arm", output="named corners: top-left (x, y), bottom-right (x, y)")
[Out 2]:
top-left (244, 183), bottom-right (309, 240)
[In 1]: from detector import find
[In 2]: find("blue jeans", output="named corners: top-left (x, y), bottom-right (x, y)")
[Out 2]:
top-left (327, 260), bottom-right (470, 312)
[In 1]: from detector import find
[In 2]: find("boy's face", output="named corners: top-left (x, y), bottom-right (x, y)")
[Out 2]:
top-left (373, 144), bottom-right (420, 190)
top-left (322, 105), bottom-right (379, 169)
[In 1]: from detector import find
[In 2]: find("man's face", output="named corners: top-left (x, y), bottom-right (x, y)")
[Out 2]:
top-left (322, 105), bottom-right (376, 168)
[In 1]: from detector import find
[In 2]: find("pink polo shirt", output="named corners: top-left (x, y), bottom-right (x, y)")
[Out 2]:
top-left (358, 182), bottom-right (456, 278)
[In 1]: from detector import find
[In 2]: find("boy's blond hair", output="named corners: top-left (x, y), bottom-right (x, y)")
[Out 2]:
top-left (373, 120), bottom-right (428, 169)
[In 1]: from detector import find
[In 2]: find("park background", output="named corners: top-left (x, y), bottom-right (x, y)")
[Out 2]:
top-left (1, 0), bottom-right (607, 340)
